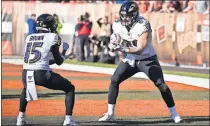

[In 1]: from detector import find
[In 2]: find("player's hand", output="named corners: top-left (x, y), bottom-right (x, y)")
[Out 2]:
top-left (110, 33), bottom-right (120, 43)
top-left (62, 42), bottom-right (69, 56)
top-left (63, 42), bottom-right (69, 51)
top-left (108, 43), bottom-right (127, 52)
top-left (64, 52), bottom-right (74, 60)
top-left (108, 43), bottom-right (120, 50)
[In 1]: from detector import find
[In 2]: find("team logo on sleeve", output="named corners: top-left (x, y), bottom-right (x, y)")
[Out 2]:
top-left (144, 20), bottom-right (151, 31)
top-left (54, 35), bottom-right (61, 46)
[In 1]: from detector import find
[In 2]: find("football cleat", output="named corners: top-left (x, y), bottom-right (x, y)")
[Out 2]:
top-left (63, 118), bottom-right (76, 126)
top-left (171, 114), bottom-right (182, 123)
top-left (16, 116), bottom-right (27, 126)
top-left (98, 113), bottom-right (114, 121)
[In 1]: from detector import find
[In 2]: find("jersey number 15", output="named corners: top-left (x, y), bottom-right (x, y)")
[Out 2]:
top-left (24, 42), bottom-right (43, 63)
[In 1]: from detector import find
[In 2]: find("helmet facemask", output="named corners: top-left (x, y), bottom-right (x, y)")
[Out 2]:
top-left (120, 11), bottom-right (138, 27)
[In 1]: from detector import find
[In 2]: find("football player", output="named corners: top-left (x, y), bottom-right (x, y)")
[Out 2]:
top-left (99, 1), bottom-right (182, 123)
top-left (16, 14), bottom-right (76, 126)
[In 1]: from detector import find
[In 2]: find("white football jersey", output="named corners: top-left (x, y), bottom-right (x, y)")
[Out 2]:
top-left (23, 33), bottom-right (60, 71)
top-left (112, 16), bottom-right (156, 60)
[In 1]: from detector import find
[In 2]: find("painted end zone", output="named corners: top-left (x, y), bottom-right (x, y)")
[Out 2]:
top-left (2, 63), bottom-right (209, 125)
top-left (2, 58), bottom-right (209, 89)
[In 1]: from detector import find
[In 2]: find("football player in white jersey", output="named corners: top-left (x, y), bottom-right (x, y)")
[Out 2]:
top-left (99, 1), bottom-right (182, 123)
top-left (16, 14), bottom-right (76, 126)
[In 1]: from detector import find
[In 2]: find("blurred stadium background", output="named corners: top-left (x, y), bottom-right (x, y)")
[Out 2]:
top-left (2, 0), bottom-right (209, 66)
top-left (1, 0), bottom-right (210, 125)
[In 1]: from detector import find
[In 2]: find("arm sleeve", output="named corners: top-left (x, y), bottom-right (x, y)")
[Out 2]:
top-left (52, 34), bottom-right (62, 45)
top-left (49, 59), bottom-right (55, 65)
top-left (49, 45), bottom-right (64, 65)
top-left (139, 19), bottom-right (152, 36)
top-left (49, 34), bottom-right (65, 65)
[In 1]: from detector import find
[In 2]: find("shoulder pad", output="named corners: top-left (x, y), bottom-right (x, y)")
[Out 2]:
top-left (137, 16), bottom-right (148, 24)
top-left (137, 17), bottom-right (151, 32)
top-left (53, 34), bottom-right (61, 46)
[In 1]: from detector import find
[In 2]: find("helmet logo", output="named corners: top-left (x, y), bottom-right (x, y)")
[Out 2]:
top-left (128, 4), bottom-right (135, 12)
top-left (46, 16), bottom-right (53, 21)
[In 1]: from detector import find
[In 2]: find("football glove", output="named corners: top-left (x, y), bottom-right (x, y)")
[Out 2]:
top-left (108, 43), bottom-right (128, 52)
top-left (108, 43), bottom-right (120, 50)
top-left (61, 52), bottom-right (74, 61)
top-left (61, 42), bottom-right (69, 56)
top-left (63, 42), bottom-right (69, 51)
top-left (64, 52), bottom-right (74, 60)
top-left (110, 33), bottom-right (120, 43)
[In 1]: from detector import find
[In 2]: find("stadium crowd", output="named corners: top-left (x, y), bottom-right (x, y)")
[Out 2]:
top-left (13, 0), bottom-right (210, 64)
top-left (68, 0), bottom-right (209, 64)
top-left (23, 0), bottom-right (209, 14)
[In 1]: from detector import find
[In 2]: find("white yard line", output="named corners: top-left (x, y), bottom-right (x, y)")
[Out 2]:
top-left (2, 58), bottom-right (209, 89)
top-left (159, 62), bottom-right (209, 70)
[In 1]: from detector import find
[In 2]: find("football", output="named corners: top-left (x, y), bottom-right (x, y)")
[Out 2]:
top-left (110, 33), bottom-right (121, 44)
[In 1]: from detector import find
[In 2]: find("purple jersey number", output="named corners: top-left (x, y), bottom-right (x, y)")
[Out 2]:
top-left (24, 42), bottom-right (43, 63)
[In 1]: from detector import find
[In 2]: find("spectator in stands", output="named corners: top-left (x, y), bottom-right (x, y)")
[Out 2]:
top-left (71, 17), bottom-right (81, 58)
top-left (27, 14), bottom-right (36, 35)
top-left (138, 1), bottom-right (150, 13)
top-left (148, 1), bottom-right (163, 12)
top-left (113, 12), bottom-right (119, 21)
top-left (75, 12), bottom-right (93, 61)
top-left (182, 0), bottom-right (194, 13)
top-left (194, 0), bottom-right (209, 15)
top-left (159, 1), bottom-right (170, 13)
top-left (97, 16), bottom-right (115, 63)
top-left (169, 0), bottom-right (182, 12)
top-left (53, 14), bottom-right (63, 34)
top-left (152, 0), bottom-right (181, 13)
top-left (97, 16), bottom-right (111, 46)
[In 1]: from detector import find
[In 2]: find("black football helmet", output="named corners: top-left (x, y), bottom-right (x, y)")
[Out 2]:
top-left (119, 1), bottom-right (139, 27)
top-left (36, 14), bottom-right (57, 33)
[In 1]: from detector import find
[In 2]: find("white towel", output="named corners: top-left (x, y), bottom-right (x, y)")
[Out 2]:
top-left (26, 71), bottom-right (38, 101)
top-left (122, 55), bottom-right (136, 67)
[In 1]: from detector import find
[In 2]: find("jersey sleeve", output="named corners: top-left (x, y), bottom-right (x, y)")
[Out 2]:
top-left (52, 34), bottom-right (61, 46)
top-left (138, 18), bottom-right (152, 36)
